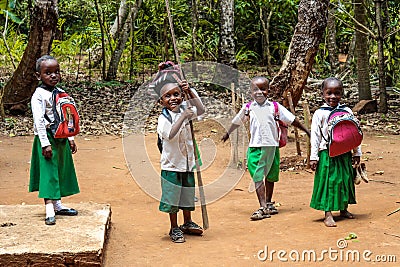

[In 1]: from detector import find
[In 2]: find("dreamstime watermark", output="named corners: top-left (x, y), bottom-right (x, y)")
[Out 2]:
top-left (257, 239), bottom-right (397, 263)
top-left (122, 61), bottom-right (252, 205)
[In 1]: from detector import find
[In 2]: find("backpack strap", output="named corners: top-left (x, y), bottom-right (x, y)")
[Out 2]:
top-left (272, 101), bottom-right (279, 121)
top-left (161, 107), bottom-right (173, 123)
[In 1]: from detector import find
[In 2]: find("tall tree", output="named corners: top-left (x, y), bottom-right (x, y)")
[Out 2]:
top-left (327, 2), bottom-right (338, 74)
top-left (354, 0), bottom-right (371, 101)
top-left (375, 0), bottom-right (387, 113)
top-left (1, 0), bottom-right (58, 114)
top-left (218, 0), bottom-right (235, 67)
top-left (105, 0), bottom-right (142, 81)
top-left (270, 0), bottom-right (330, 107)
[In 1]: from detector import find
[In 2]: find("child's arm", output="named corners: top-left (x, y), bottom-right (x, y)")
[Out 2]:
top-left (221, 123), bottom-right (241, 142)
top-left (291, 118), bottom-right (311, 137)
top-left (169, 108), bottom-right (195, 139)
top-left (309, 111), bottom-right (322, 171)
top-left (180, 80), bottom-right (205, 116)
top-left (69, 140), bottom-right (78, 154)
top-left (31, 91), bottom-right (52, 158)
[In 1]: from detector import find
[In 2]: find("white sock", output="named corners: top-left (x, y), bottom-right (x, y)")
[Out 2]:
top-left (52, 200), bottom-right (68, 211)
top-left (46, 203), bottom-right (55, 218)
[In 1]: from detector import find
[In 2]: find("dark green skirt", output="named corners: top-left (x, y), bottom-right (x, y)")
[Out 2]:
top-left (29, 131), bottom-right (79, 199)
top-left (310, 150), bottom-right (356, 211)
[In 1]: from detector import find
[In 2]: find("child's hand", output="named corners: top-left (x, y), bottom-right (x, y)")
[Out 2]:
top-left (221, 133), bottom-right (229, 142)
top-left (69, 140), bottom-right (77, 154)
top-left (42, 145), bottom-right (52, 159)
top-left (179, 80), bottom-right (189, 92)
top-left (310, 160), bottom-right (318, 171)
top-left (352, 156), bottom-right (360, 165)
top-left (183, 107), bottom-right (195, 120)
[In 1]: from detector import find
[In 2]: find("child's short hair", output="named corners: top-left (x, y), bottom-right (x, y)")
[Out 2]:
top-left (321, 77), bottom-right (343, 92)
top-left (36, 55), bottom-right (56, 72)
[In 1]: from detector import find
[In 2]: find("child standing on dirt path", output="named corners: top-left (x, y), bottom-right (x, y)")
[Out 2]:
top-left (29, 55), bottom-right (80, 226)
top-left (309, 77), bottom-right (361, 227)
top-left (222, 77), bottom-right (310, 220)
top-left (152, 61), bottom-right (205, 243)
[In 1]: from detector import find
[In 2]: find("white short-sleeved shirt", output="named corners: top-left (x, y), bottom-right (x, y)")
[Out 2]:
top-left (232, 100), bottom-right (295, 147)
top-left (31, 86), bottom-right (73, 147)
top-left (157, 102), bottom-right (198, 172)
top-left (310, 103), bottom-right (362, 161)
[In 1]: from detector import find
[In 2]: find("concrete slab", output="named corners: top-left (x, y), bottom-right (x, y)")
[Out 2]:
top-left (0, 203), bottom-right (111, 267)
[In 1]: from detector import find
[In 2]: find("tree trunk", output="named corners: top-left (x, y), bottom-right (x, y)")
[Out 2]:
top-left (110, 0), bottom-right (129, 40)
top-left (327, 3), bottom-right (338, 74)
top-left (260, 7), bottom-right (273, 75)
top-left (218, 0), bottom-right (235, 67)
top-left (1, 0), bottom-right (58, 114)
top-left (105, 0), bottom-right (142, 81)
top-left (270, 0), bottom-right (330, 107)
top-left (191, 0), bottom-right (198, 62)
top-left (354, 0), bottom-right (371, 101)
top-left (375, 0), bottom-right (387, 113)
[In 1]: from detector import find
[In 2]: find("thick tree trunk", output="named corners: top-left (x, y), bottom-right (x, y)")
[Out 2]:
top-left (354, 0), bottom-right (371, 101)
top-left (270, 0), bottom-right (329, 107)
top-left (327, 3), bottom-right (338, 74)
top-left (218, 0), bottom-right (235, 67)
top-left (1, 0), bottom-right (58, 113)
top-left (105, 0), bottom-right (142, 81)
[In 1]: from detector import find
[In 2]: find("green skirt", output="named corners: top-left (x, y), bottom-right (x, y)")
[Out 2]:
top-left (29, 131), bottom-right (80, 199)
top-left (310, 150), bottom-right (356, 211)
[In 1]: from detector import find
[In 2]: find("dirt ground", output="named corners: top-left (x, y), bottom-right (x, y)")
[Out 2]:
top-left (0, 122), bottom-right (399, 266)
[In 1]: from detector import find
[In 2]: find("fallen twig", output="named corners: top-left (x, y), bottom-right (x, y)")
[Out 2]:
top-left (384, 232), bottom-right (400, 239)
top-left (387, 207), bottom-right (400, 216)
top-left (369, 179), bottom-right (396, 185)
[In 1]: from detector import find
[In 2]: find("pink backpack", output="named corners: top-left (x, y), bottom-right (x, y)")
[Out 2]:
top-left (245, 101), bottom-right (288, 148)
top-left (321, 106), bottom-right (363, 157)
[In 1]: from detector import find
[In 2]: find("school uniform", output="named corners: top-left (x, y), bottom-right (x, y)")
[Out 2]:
top-left (310, 103), bottom-right (362, 211)
top-left (232, 100), bottom-right (295, 183)
top-left (29, 85), bottom-right (79, 199)
top-left (157, 99), bottom-right (200, 213)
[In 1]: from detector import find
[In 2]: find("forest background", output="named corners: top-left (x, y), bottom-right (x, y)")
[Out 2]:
top-left (0, 0), bottom-right (399, 135)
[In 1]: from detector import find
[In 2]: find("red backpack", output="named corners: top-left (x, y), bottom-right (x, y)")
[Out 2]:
top-left (245, 101), bottom-right (288, 148)
top-left (45, 88), bottom-right (80, 138)
top-left (320, 106), bottom-right (363, 157)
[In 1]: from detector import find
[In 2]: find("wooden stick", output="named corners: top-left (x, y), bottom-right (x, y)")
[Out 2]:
top-left (287, 92), bottom-right (301, 155)
top-left (165, 0), bottom-right (209, 230)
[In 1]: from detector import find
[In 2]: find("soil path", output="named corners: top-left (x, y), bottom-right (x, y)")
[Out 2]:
top-left (0, 130), bottom-right (399, 266)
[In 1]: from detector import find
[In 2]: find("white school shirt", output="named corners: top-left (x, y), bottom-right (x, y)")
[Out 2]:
top-left (310, 103), bottom-right (362, 161)
top-left (157, 102), bottom-right (198, 172)
top-left (31, 86), bottom-right (73, 148)
top-left (232, 100), bottom-right (295, 147)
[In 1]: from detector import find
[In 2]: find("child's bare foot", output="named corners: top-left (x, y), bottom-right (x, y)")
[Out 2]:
top-left (324, 212), bottom-right (337, 227)
top-left (340, 210), bottom-right (355, 219)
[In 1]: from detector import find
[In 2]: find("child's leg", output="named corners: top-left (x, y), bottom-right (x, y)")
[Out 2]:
top-left (255, 181), bottom-right (267, 207)
top-left (265, 181), bottom-right (274, 203)
top-left (44, 198), bottom-right (56, 225)
top-left (324, 211), bottom-right (337, 227)
top-left (340, 209), bottom-right (355, 219)
top-left (169, 212), bottom-right (179, 229)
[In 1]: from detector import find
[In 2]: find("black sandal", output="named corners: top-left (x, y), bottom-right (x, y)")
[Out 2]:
top-left (250, 208), bottom-right (271, 220)
top-left (265, 202), bottom-right (279, 215)
top-left (169, 227), bottom-right (185, 243)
